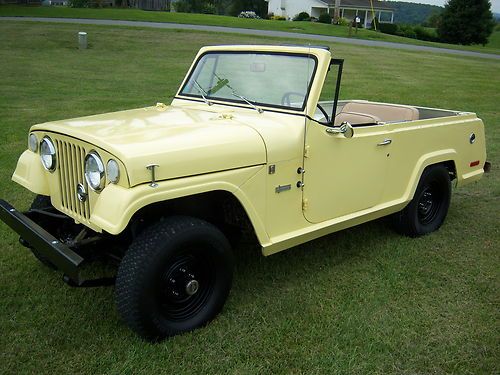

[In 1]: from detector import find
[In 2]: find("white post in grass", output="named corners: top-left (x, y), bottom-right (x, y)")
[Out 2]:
top-left (78, 32), bottom-right (87, 50)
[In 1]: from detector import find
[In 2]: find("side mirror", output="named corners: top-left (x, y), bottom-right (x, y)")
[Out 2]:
top-left (326, 122), bottom-right (354, 138)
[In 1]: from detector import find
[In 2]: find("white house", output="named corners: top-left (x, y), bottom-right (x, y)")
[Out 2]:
top-left (266, 0), bottom-right (394, 28)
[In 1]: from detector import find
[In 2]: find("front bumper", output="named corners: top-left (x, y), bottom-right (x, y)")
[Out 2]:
top-left (0, 199), bottom-right (84, 285)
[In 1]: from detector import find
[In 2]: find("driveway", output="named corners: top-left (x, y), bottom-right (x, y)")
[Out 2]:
top-left (2, 16), bottom-right (499, 60)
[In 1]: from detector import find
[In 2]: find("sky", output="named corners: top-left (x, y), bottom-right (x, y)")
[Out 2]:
top-left (391, 0), bottom-right (500, 13)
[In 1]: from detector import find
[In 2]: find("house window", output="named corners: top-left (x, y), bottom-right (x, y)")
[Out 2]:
top-left (379, 11), bottom-right (392, 23)
top-left (280, 0), bottom-right (286, 10)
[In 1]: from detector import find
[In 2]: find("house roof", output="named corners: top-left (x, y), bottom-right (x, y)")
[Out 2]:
top-left (323, 0), bottom-right (394, 11)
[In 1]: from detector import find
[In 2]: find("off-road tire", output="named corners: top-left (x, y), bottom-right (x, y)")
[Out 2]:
top-left (393, 165), bottom-right (451, 237)
top-left (115, 216), bottom-right (234, 341)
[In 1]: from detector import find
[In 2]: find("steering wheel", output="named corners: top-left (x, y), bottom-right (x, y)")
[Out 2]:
top-left (281, 92), bottom-right (306, 107)
top-left (316, 103), bottom-right (330, 123)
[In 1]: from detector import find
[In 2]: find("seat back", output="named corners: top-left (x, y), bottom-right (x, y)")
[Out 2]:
top-left (334, 112), bottom-right (380, 126)
top-left (342, 102), bottom-right (419, 123)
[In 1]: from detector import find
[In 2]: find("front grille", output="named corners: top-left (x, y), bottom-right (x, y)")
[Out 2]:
top-left (54, 138), bottom-right (91, 221)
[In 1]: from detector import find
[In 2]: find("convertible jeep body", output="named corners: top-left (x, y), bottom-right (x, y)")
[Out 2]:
top-left (0, 45), bottom-right (488, 340)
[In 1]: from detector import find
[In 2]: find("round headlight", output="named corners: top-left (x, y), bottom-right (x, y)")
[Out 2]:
top-left (84, 151), bottom-right (105, 191)
top-left (106, 159), bottom-right (120, 184)
top-left (40, 136), bottom-right (56, 172)
top-left (28, 133), bottom-right (38, 153)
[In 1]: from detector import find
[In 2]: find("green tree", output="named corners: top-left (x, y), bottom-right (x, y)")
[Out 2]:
top-left (423, 11), bottom-right (442, 28)
top-left (437, 0), bottom-right (494, 45)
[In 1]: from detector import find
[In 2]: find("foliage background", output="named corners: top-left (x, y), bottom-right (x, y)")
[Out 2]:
top-left (437, 0), bottom-right (495, 45)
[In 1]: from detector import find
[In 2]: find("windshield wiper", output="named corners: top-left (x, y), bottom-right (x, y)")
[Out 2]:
top-left (231, 90), bottom-right (264, 114)
top-left (213, 74), bottom-right (263, 114)
top-left (193, 80), bottom-right (212, 106)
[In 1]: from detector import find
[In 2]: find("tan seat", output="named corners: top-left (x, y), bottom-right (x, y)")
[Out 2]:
top-left (334, 111), bottom-right (380, 126)
top-left (341, 102), bottom-right (419, 123)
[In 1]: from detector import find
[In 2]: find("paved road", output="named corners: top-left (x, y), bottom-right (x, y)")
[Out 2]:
top-left (2, 16), bottom-right (500, 60)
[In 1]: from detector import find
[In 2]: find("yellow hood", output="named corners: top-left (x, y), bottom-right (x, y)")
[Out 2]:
top-left (31, 105), bottom-right (267, 186)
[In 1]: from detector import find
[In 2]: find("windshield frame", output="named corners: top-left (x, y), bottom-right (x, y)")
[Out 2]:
top-left (176, 50), bottom-right (319, 113)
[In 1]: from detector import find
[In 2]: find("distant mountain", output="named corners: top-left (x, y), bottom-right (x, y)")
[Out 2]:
top-left (493, 12), bottom-right (500, 21)
top-left (387, 1), bottom-right (443, 25)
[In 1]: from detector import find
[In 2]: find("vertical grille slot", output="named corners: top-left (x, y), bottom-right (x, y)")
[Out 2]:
top-left (67, 142), bottom-right (76, 212)
top-left (80, 147), bottom-right (90, 219)
top-left (55, 137), bottom-right (90, 221)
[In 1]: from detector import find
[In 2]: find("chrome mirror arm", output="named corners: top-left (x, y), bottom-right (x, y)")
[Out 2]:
top-left (325, 122), bottom-right (354, 138)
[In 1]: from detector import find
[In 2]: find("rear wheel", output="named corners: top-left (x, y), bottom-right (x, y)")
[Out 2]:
top-left (115, 216), bottom-right (233, 341)
top-left (393, 165), bottom-right (451, 237)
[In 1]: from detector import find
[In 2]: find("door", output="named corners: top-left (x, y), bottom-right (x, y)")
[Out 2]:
top-left (302, 120), bottom-right (390, 223)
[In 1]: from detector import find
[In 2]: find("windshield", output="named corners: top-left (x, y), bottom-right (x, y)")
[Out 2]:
top-left (180, 52), bottom-right (317, 111)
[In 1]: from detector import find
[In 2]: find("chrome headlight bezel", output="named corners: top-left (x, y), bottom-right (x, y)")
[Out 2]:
top-left (28, 133), bottom-right (38, 153)
top-left (40, 136), bottom-right (56, 172)
top-left (84, 151), bottom-right (105, 192)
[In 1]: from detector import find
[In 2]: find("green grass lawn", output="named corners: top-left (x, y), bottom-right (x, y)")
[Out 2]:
top-left (487, 28), bottom-right (500, 49)
top-left (0, 21), bottom-right (499, 374)
top-left (1, 5), bottom-right (500, 55)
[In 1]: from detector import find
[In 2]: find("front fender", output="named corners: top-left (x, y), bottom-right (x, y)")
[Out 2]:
top-left (12, 150), bottom-right (50, 196)
top-left (91, 165), bottom-right (269, 242)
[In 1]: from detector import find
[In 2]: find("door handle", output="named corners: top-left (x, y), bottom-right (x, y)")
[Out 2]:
top-left (377, 139), bottom-right (392, 146)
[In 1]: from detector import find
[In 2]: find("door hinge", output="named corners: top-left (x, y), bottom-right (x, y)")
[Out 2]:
top-left (304, 145), bottom-right (310, 158)
top-left (302, 198), bottom-right (309, 210)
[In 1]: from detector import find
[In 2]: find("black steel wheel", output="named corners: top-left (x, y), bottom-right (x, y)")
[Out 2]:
top-left (393, 165), bottom-right (451, 237)
top-left (417, 185), bottom-right (441, 225)
top-left (115, 216), bottom-right (233, 341)
top-left (158, 249), bottom-right (215, 322)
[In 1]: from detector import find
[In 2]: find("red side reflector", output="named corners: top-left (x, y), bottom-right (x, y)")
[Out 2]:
top-left (470, 160), bottom-right (480, 167)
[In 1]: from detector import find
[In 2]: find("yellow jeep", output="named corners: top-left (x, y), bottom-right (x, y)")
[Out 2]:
top-left (0, 45), bottom-right (488, 340)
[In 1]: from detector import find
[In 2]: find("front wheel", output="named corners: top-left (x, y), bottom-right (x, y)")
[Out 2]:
top-left (115, 216), bottom-right (234, 341)
top-left (393, 165), bottom-right (451, 237)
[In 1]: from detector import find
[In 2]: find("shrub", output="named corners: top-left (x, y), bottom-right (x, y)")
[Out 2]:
top-left (174, 0), bottom-right (191, 12)
top-left (270, 15), bottom-right (287, 21)
top-left (174, 0), bottom-right (215, 14)
top-left (203, 3), bottom-right (216, 14)
top-left (318, 13), bottom-right (332, 24)
top-left (396, 24), bottom-right (417, 39)
top-left (238, 11), bottom-right (261, 19)
top-left (377, 22), bottom-right (439, 42)
top-left (293, 12), bottom-right (310, 21)
top-left (336, 17), bottom-right (350, 26)
top-left (414, 26), bottom-right (438, 42)
top-left (378, 22), bottom-right (398, 35)
top-left (91, 0), bottom-right (104, 8)
top-left (68, 0), bottom-right (89, 7)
